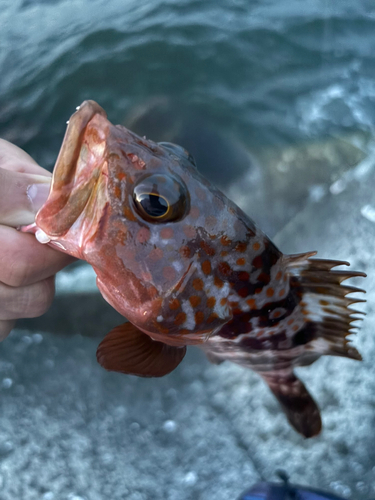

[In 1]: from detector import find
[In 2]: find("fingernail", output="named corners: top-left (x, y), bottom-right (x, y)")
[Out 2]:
top-left (27, 182), bottom-right (51, 212)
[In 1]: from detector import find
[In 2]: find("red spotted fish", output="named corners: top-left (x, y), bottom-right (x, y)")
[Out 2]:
top-left (23, 101), bottom-right (366, 437)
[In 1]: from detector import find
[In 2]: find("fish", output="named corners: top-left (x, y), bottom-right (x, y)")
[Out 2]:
top-left (22, 100), bottom-right (366, 437)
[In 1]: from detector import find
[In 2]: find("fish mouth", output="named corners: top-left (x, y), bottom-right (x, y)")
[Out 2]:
top-left (36, 100), bottom-right (108, 237)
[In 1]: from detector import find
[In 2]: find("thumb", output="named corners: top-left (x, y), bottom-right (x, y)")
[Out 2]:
top-left (0, 167), bottom-right (51, 227)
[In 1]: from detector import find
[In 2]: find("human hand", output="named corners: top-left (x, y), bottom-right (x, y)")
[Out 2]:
top-left (0, 139), bottom-right (74, 340)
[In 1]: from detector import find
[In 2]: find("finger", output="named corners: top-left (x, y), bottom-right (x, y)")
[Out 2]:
top-left (0, 320), bottom-right (15, 341)
top-left (0, 139), bottom-right (51, 176)
top-left (0, 167), bottom-right (51, 227)
top-left (0, 276), bottom-right (55, 320)
top-left (0, 226), bottom-right (74, 287)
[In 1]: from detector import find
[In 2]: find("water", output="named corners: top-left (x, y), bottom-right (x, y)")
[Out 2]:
top-left (2, 0), bottom-right (375, 155)
top-left (2, 0), bottom-right (375, 236)
top-left (1, 1), bottom-right (375, 499)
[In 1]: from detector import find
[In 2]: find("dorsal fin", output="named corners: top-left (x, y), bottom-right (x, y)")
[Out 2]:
top-left (283, 253), bottom-right (366, 361)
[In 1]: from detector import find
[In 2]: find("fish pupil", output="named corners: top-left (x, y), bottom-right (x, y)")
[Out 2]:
top-left (138, 193), bottom-right (169, 217)
top-left (132, 173), bottom-right (189, 222)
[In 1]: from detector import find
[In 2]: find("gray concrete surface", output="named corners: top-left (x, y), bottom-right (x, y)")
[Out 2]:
top-left (2, 148), bottom-right (375, 499)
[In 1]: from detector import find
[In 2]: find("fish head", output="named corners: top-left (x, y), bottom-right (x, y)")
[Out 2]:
top-left (34, 100), bottom-right (257, 344)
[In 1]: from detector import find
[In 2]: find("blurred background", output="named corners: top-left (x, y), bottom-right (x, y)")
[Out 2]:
top-left (1, 0), bottom-right (375, 499)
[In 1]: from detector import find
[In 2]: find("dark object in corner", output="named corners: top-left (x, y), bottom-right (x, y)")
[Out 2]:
top-left (238, 471), bottom-right (348, 499)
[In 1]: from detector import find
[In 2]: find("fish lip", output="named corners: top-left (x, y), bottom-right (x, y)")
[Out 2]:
top-left (35, 100), bottom-right (108, 237)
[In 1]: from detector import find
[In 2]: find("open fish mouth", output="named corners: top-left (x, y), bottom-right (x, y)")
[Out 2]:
top-left (36, 100), bottom-right (109, 238)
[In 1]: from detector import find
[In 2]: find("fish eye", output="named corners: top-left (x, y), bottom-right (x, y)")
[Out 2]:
top-left (133, 174), bottom-right (189, 223)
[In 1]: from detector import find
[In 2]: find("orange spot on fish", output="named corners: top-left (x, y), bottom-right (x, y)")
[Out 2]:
top-left (160, 227), bottom-right (174, 239)
top-left (213, 197), bottom-right (225, 210)
top-left (200, 241), bottom-right (215, 256)
top-left (246, 298), bottom-right (256, 309)
top-left (320, 299), bottom-right (330, 306)
top-left (148, 248), bottom-right (164, 261)
top-left (266, 288), bottom-right (274, 298)
top-left (178, 329), bottom-right (190, 336)
top-left (169, 298), bottom-right (180, 310)
top-left (207, 297), bottom-right (216, 308)
top-left (114, 185), bottom-right (121, 199)
top-left (279, 288), bottom-right (286, 297)
top-left (235, 242), bottom-right (247, 253)
top-left (142, 271), bottom-right (152, 282)
top-left (207, 312), bottom-right (219, 323)
top-left (302, 310), bottom-right (309, 315)
top-left (180, 245), bottom-right (191, 258)
top-left (163, 266), bottom-right (176, 281)
top-left (287, 318), bottom-right (294, 325)
top-left (117, 171), bottom-right (126, 181)
top-left (195, 311), bottom-right (205, 324)
top-left (218, 261), bottom-right (231, 276)
top-left (273, 311), bottom-right (281, 318)
top-left (190, 206), bottom-right (200, 219)
top-left (193, 278), bottom-right (204, 291)
top-left (220, 251), bottom-right (229, 257)
top-left (175, 312), bottom-right (186, 326)
top-left (195, 187), bottom-right (206, 201)
top-left (214, 276), bottom-right (224, 288)
top-left (293, 325), bottom-right (299, 332)
top-left (236, 258), bottom-right (246, 266)
top-left (156, 323), bottom-right (169, 334)
top-left (202, 260), bottom-right (211, 275)
top-left (189, 296), bottom-right (201, 308)
top-left (184, 225), bottom-right (196, 239)
top-left (205, 216), bottom-right (217, 228)
top-left (137, 227), bottom-right (150, 243)
top-left (255, 288), bottom-right (262, 294)
top-left (276, 271), bottom-right (282, 280)
top-left (220, 298), bottom-right (227, 306)
top-left (220, 235), bottom-right (232, 246)
top-left (252, 242), bottom-right (260, 251)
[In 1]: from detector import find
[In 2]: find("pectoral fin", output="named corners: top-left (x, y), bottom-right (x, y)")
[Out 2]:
top-left (262, 371), bottom-right (322, 438)
top-left (96, 322), bottom-right (186, 377)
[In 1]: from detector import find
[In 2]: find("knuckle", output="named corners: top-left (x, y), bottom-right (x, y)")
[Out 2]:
top-left (5, 258), bottom-right (31, 287)
top-left (25, 278), bottom-right (55, 318)
top-left (0, 277), bottom-right (55, 320)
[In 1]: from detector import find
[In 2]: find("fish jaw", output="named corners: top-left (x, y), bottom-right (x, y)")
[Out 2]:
top-left (33, 101), bottom-right (111, 258)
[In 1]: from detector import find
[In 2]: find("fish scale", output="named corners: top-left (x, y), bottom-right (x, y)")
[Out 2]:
top-left (22, 100), bottom-right (366, 438)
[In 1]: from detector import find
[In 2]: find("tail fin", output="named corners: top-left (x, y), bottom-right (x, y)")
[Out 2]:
top-left (262, 372), bottom-right (322, 438)
top-left (284, 252), bottom-right (366, 361)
